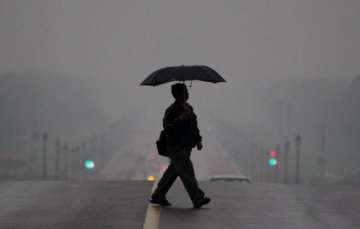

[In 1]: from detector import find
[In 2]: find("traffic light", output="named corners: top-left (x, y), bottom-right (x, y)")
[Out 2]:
top-left (267, 149), bottom-right (278, 167)
top-left (83, 159), bottom-right (95, 170)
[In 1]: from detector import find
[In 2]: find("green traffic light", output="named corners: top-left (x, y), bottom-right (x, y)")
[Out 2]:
top-left (268, 158), bottom-right (278, 167)
top-left (84, 160), bottom-right (95, 170)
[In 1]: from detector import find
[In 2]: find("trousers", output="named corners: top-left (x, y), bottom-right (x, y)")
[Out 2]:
top-left (151, 145), bottom-right (204, 204)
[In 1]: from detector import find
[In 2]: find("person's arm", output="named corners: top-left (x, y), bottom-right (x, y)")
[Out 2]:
top-left (188, 104), bottom-right (202, 150)
top-left (196, 142), bottom-right (203, 150)
top-left (194, 117), bottom-right (203, 150)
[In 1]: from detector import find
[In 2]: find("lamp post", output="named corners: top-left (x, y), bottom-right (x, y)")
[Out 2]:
top-left (55, 138), bottom-right (61, 180)
top-left (31, 131), bottom-right (39, 178)
top-left (42, 132), bottom-right (48, 180)
top-left (274, 145), bottom-right (281, 182)
top-left (63, 144), bottom-right (69, 180)
top-left (295, 133), bottom-right (302, 184)
top-left (283, 141), bottom-right (290, 184)
top-left (317, 122), bottom-right (327, 183)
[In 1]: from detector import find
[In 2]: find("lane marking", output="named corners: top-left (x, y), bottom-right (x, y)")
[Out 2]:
top-left (143, 176), bottom-right (161, 229)
top-left (143, 203), bottom-right (161, 229)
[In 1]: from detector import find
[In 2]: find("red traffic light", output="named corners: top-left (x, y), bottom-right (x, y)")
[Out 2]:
top-left (269, 149), bottom-right (278, 157)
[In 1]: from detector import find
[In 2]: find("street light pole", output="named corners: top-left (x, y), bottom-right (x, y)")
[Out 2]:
top-left (259, 148), bottom-right (266, 182)
top-left (317, 122), bottom-right (327, 183)
top-left (295, 133), bottom-right (302, 184)
top-left (274, 145), bottom-right (281, 182)
top-left (55, 138), bottom-right (61, 180)
top-left (283, 141), bottom-right (290, 184)
top-left (31, 131), bottom-right (39, 178)
top-left (63, 144), bottom-right (69, 180)
top-left (42, 132), bottom-right (48, 180)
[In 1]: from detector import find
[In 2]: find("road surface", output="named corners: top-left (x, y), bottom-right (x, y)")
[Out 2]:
top-left (0, 181), bottom-right (360, 229)
top-left (0, 181), bottom-right (152, 229)
top-left (161, 181), bottom-right (360, 229)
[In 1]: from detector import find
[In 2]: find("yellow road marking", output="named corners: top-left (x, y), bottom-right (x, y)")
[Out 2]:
top-left (143, 176), bottom-right (162, 229)
top-left (143, 204), bottom-right (161, 229)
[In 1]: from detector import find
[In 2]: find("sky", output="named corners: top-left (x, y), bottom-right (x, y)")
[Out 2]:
top-left (1, 0), bottom-right (359, 129)
top-left (1, 0), bottom-right (360, 181)
top-left (1, 0), bottom-right (360, 78)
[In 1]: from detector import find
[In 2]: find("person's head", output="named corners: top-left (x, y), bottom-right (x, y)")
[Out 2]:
top-left (171, 83), bottom-right (189, 102)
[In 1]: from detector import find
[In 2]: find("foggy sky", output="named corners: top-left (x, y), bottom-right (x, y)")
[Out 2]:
top-left (2, 0), bottom-right (360, 182)
top-left (1, 0), bottom-right (359, 123)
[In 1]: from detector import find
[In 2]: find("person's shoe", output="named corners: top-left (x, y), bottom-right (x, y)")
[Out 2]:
top-left (149, 198), bottom-right (172, 206)
top-left (193, 196), bottom-right (211, 209)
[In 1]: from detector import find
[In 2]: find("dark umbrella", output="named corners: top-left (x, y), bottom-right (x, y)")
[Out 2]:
top-left (140, 65), bottom-right (226, 86)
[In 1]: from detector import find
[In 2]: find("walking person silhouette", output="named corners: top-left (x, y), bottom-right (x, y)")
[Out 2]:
top-left (150, 83), bottom-right (211, 208)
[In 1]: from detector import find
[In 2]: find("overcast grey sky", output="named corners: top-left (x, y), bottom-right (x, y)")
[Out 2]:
top-left (1, 0), bottom-right (359, 122)
top-left (2, 0), bottom-right (360, 180)
top-left (1, 0), bottom-right (360, 77)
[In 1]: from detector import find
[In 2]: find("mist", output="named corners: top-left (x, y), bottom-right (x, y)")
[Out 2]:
top-left (1, 0), bottom-right (360, 183)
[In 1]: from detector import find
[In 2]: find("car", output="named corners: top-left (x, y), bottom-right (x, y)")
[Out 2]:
top-left (209, 174), bottom-right (252, 183)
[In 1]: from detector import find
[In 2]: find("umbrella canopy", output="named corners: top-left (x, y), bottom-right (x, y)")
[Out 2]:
top-left (140, 65), bottom-right (226, 86)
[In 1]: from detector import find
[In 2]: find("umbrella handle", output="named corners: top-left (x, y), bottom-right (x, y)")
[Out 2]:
top-left (190, 80), bottom-right (193, 88)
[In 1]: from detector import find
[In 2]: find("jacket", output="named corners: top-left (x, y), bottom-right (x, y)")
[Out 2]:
top-left (163, 101), bottom-right (202, 148)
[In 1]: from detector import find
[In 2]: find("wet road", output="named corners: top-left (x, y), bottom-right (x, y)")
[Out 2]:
top-left (1, 181), bottom-right (360, 228)
top-left (161, 181), bottom-right (360, 229)
top-left (0, 181), bottom-right (152, 229)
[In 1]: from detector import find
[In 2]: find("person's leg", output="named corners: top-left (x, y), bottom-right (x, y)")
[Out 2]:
top-left (171, 148), bottom-right (205, 204)
top-left (151, 162), bottom-right (178, 201)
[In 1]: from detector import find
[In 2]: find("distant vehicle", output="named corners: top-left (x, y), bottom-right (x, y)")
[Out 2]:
top-left (209, 174), bottom-right (252, 183)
